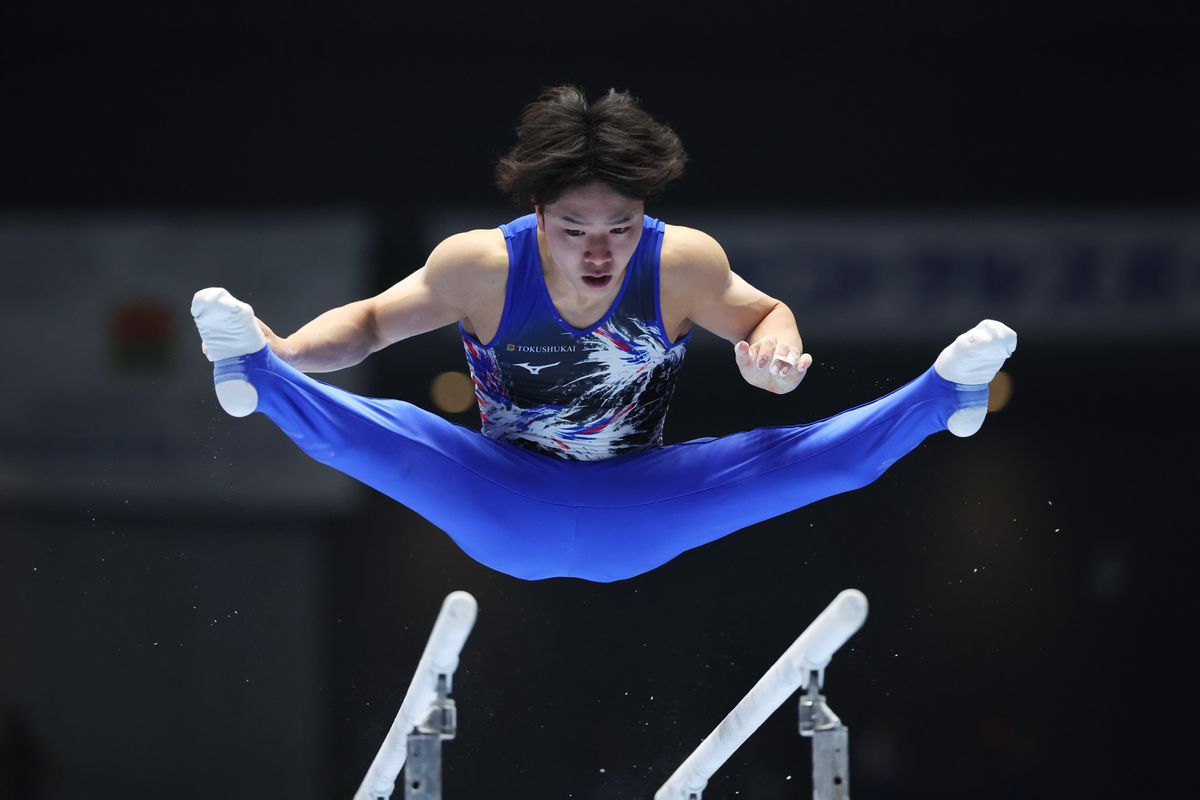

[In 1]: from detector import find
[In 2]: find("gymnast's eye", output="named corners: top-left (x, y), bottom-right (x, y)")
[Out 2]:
top-left (565, 229), bottom-right (585, 237)
top-left (610, 227), bottom-right (631, 235)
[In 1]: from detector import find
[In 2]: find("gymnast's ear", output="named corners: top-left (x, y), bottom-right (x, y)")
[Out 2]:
top-left (534, 203), bottom-right (544, 229)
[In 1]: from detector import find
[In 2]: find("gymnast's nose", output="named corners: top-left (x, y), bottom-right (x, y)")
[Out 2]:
top-left (584, 237), bottom-right (612, 268)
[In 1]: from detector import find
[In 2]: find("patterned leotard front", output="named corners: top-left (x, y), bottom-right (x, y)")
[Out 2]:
top-left (459, 213), bottom-right (690, 461)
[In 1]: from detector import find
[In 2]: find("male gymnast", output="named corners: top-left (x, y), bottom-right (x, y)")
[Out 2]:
top-left (191, 85), bottom-right (1017, 582)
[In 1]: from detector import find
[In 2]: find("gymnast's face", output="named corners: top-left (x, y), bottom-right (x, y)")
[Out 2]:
top-left (536, 182), bottom-right (644, 297)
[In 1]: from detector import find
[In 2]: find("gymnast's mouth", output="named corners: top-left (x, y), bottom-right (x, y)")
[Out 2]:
top-left (582, 274), bottom-right (612, 289)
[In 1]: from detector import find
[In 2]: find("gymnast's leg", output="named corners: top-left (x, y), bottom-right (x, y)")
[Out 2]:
top-left (191, 288), bottom-right (585, 580)
top-left (567, 320), bottom-right (1017, 581)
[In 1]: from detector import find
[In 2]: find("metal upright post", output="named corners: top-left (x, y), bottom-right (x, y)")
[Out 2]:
top-left (799, 670), bottom-right (850, 800)
top-left (404, 674), bottom-right (457, 800)
top-left (403, 733), bottom-right (442, 799)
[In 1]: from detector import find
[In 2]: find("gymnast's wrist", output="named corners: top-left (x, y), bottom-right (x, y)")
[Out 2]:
top-left (272, 334), bottom-right (300, 365)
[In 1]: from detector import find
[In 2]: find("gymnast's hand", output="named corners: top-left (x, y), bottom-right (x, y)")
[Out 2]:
top-left (252, 318), bottom-right (297, 361)
top-left (734, 337), bottom-right (812, 394)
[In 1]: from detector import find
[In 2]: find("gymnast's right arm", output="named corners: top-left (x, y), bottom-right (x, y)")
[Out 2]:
top-left (262, 229), bottom-right (505, 373)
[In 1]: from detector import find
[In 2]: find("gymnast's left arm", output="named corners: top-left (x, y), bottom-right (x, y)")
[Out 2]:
top-left (661, 225), bottom-right (813, 395)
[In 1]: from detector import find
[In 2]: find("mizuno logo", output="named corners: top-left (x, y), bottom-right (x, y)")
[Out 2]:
top-left (514, 362), bottom-right (560, 375)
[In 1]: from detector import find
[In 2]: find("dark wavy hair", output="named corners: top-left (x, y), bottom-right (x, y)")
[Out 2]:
top-left (495, 85), bottom-right (688, 207)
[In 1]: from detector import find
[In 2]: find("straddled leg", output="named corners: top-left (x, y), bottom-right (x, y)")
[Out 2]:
top-left (566, 319), bottom-right (1017, 580)
top-left (192, 288), bottom-right (578, 580)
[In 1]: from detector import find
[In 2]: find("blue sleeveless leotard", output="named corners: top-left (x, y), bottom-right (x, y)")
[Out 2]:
top-left (460, 213), bottom-right (686, 460)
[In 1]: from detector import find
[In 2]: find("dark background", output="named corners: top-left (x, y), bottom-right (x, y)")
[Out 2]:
top-left (2, 2), bottom-right (1198, 799)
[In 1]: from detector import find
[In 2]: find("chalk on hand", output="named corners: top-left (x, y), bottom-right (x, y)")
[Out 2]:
top-left (772, 352), bottom-right (800, 367)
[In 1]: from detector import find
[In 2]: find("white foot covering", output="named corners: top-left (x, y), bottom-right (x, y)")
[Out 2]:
top-left (191, 288), bottom-right (268, 417)
top-left (933, 319), bottom-right (1018, 437)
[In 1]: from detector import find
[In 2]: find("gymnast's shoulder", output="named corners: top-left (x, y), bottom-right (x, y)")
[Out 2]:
top-left (371, 228), bottom-right (507, 341)
top-left (659, 223), bottom-right (733, 290)
top-left (423, 227), bottom-right (509, 301)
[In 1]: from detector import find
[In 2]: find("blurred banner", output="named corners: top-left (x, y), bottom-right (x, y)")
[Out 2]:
top-left (0, 213), bottom-right (372, 510)
top-left (428, 208), bottom-right (1200, 343)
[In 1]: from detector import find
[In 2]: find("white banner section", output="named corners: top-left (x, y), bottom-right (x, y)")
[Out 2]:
top-left (0, 212), bottom-right (372, 510)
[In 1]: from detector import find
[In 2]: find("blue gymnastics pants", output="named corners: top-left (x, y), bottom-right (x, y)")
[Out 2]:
top-left (214, 346), bottom-right (985, 582)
